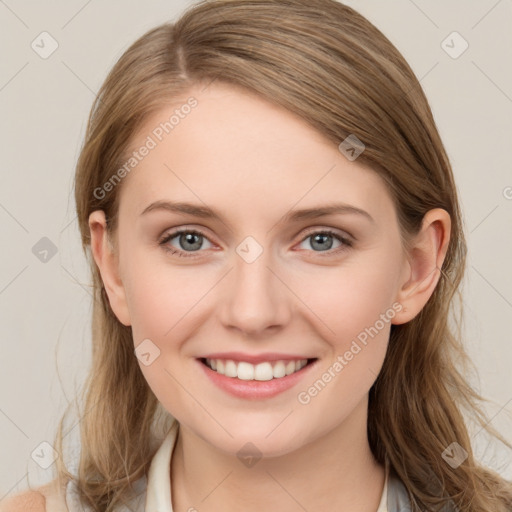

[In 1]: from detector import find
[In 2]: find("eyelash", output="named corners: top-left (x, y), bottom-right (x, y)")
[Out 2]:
top-left (158, 227), bottom-right (353, 259)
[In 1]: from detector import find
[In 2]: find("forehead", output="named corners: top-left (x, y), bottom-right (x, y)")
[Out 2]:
top-left (117, 82), bottom-right (395, 226)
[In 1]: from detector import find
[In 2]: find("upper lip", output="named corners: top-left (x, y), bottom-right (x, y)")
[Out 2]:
top-left (199, 352), bottom-right (316, 364)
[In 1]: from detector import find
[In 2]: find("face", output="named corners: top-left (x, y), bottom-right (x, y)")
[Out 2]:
top-left (99, 82), bottom-right (411, 457)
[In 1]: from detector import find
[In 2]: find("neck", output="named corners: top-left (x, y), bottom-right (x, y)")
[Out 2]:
top-left (170, 396), bottom-right (385, 512)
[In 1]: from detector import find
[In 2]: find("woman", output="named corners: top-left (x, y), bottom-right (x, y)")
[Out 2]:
top-left (3, 0), bottom-right (511, 511)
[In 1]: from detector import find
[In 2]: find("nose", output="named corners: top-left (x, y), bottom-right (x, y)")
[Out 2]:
top-left (218, 247), bottom-right (292, 337)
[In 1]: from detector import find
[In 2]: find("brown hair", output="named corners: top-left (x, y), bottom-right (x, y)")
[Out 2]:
top-left (51, 0), bottom-right (512, 510)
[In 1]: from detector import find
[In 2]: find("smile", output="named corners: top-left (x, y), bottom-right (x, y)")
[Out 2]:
top-left (197, 356), bottom-right (318, 399)
top-left (202, 358), bottom-right (313, 381)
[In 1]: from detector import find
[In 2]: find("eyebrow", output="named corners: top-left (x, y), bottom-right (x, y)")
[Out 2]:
top-left (139, 200), bottom-right (375, 225)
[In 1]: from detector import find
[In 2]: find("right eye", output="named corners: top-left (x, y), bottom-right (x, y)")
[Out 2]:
top-left (159, 228), bottom-right (214, 257)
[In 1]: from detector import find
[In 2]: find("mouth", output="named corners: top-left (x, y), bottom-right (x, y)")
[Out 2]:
top-left (199, 357), bottom-right (317, 381)
top-left (196, 351), bottom-right (319, 399)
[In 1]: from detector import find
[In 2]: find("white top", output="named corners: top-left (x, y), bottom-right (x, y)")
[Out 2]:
top-left (57, 420), bottom-right (400, 511)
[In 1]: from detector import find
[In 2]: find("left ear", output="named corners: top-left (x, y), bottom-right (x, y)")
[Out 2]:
top-left (392, 208), bottom-right (451, 325)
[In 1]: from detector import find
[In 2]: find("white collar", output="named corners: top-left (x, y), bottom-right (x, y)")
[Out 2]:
top-left (145, 420), bottom-right (389, 511)
top-left (145, 419), bottom-right (180, 511)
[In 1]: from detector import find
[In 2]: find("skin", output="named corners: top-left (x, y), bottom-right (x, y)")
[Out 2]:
top-left (89, 81), bottom-right (451, 512)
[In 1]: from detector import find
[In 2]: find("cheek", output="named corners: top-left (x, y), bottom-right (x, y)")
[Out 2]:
top-left (123, 257), bottom-right (200, 412)
top-left (294, 250), bottom-right (402, 411)
top-left (293, 264), bottom-right (397, 416)
top-left (123, 254), bottom-right (209, 342)
top-left (295, 252), bottom-right (401, 349)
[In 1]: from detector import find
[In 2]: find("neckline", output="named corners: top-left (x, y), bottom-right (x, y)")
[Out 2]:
top-left (145, 420), bottom-right (390, 512)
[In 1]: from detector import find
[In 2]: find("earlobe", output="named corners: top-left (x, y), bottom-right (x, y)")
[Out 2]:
top-left (392, 208), bottom-right (451, 325)
top-left (88, 210), bottom-right (132, 326)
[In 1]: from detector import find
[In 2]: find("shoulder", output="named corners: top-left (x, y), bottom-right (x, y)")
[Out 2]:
top-left (0, 479), bottom-right (68, 512)
top-left (0, 489), bottom-right (46, 512)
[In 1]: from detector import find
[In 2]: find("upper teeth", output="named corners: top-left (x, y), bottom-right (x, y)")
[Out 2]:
top-left (206, 358), bottom-right (309, 381)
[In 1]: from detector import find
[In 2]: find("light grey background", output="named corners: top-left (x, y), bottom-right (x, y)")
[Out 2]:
top-left (1, 0), bottom-right (511, 496)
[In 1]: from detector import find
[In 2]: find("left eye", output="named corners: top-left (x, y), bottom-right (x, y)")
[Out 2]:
top-left (297, 230), bottom-right (349, 253)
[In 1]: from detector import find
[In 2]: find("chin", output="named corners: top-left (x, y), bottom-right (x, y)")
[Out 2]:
top-left (199, 418), bottom-right (311, 459)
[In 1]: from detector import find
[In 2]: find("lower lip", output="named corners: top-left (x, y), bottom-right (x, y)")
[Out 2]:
top-left (196, 358), bottom-right (317, 400)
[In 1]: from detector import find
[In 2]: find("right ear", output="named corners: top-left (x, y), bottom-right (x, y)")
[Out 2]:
top-left (88, 210), bottom-right (131, 326)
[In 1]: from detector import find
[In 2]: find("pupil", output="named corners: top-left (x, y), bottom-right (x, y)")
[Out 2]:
top-left (312, 233), bottom-right (332, 251)
top-left (182, 233), bottom-right (202, 251)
